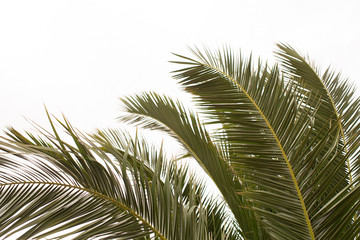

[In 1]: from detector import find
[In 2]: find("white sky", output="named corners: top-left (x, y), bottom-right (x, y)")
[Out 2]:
top-left (1, 0), bottom-right (359, 134)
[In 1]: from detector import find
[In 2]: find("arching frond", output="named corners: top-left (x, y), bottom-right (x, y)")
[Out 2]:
top-left (0, 114), bottom-right (236, 239)
top-left (120, 93), bottom-right (260, 239)
top-left (276, 44), bottom-right (360, 236)
top-left (167, 46), bottom-right (360, 239)
top-left (169, 47), bottom-right (318, 239)
top-left (93, 128), bottom-right (242, 239)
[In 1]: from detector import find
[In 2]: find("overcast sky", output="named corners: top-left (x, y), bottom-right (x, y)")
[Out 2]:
top-left (1, 0), bottom-right (359, 134)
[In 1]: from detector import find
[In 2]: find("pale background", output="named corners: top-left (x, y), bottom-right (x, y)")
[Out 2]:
top-left (1, 0), bottom-right (359, 136)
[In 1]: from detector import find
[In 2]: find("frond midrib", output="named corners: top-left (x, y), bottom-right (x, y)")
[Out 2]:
top-left (0, 181), bottom-right (167, 240)
top-left (200, 62), bottom-right (316, 240)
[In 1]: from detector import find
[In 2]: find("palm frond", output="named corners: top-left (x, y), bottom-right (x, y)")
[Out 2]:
top-left (119, 92), bottom-right (260, 239)
top-left (170, 46), bottom-right (360, 239)
top-left (170, 47), bottom-right (318, 239)
top-left (276, 43), bottom-right (360, 178)
top-left (0, 114), bottom-right (235, 239)
top-left (92, 128), bottom-right (242, 239)
top-left (276, 44), bottom-right (360, 229)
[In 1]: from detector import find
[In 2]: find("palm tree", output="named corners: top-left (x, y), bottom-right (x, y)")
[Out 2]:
top-left (1, 44), bottom-right (360, 239)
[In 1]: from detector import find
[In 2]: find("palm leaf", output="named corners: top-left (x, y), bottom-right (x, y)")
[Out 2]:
top-left (276, 43), bottom-right (360, 179)
top-left (169, 46), bottom-right (360, 239)
top-left (0, 114), bottom-right (235, 239)
top-left (170, 47), bottom-right (318, 239)
top-left (92, 128), bottom-right (241, 239)
top-left (276, 44), bottom-right (360, 233)
top-left (119, 92), bottom-right (261, 239)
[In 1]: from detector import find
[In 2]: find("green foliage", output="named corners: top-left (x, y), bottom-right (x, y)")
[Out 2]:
top-left (1, 44), bottom-right (360, 239)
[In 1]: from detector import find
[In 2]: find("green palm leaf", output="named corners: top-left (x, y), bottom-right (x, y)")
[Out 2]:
top-left (0, 114), bottom-right (235, 239)
top-left (276, 43), bottom-right (360, 178)
top-left (276, 44), bottom-right (360, 236)
top-left (119, 92), bottom-right (261, 239)
top-left (169, 47), bottom-right (319, 239)
top-left (161, 46), bottom-right (358, 239)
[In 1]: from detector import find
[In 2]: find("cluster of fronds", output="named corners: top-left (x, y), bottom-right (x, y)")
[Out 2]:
top-left (1, 44), bottom-right (360, 239)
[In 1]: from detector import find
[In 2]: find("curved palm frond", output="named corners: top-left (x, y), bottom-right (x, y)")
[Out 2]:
top-left (276, 44), bottom-right (360, 237)
top-left (276, 43), bottom-right (360, 178)
top-left (0, 113), bottom-right (236, 239)
top-left (165, 46), bottom-right (360, 239)
top-left (119, 92), bottom-right (262, 239)
top-left (92, 128), bottom-right (241, 240)
top-left (169, 47), bottom-right (318, 239)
